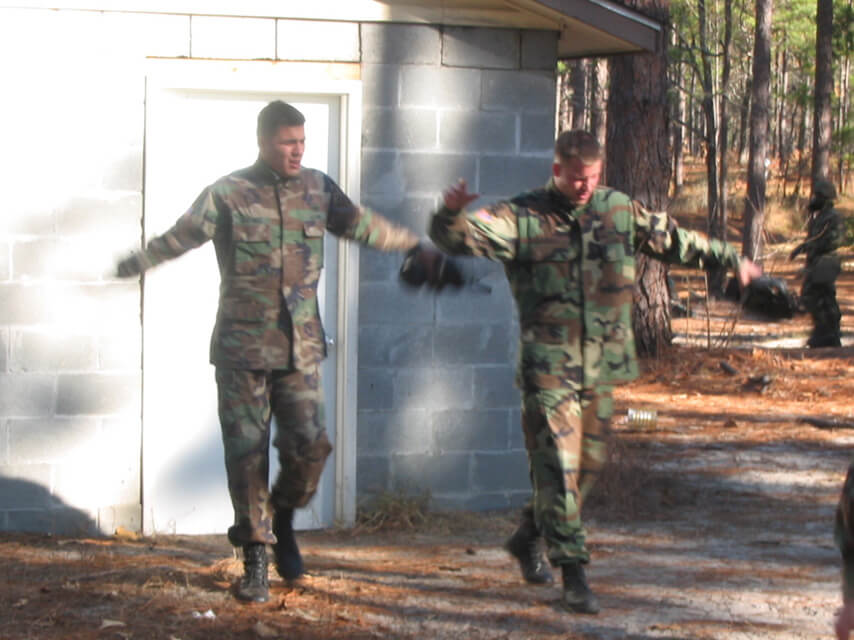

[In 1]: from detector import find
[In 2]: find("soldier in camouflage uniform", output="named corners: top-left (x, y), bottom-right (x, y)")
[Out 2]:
top-left (116, 101), bottom-right (443, 603)
top-left (835, 460), bottom-right (854, 639)
top-left (789, 179), bottom-right (845, 348)
top-left (429, 130), bottom-right (761, 614)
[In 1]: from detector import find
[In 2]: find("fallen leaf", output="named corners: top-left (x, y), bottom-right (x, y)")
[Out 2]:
top-left (114, 526), bottom-right (141, 541)
top-left (253, 621), bottom-right (278, 638)
top-left (100, 619), bottom-right (126, 629)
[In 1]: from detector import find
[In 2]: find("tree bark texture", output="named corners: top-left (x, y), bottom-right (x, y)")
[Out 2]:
top-left (743, 0), bottom-right (773, 261)
top-left (812, 0), bottom-right (834, 184)
top-left (606, 0), bottom-right (672, 357)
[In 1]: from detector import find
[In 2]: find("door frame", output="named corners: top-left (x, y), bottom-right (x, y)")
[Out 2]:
top-left (143, 59), bottom-right (361, 527)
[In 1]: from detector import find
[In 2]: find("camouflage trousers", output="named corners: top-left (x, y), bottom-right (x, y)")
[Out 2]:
top-left (521, 384), bottom-right (613, 565)
top-left (801, 273), bottom-right (841, 343)
top-left (215, 366), bottom-right (332, 547)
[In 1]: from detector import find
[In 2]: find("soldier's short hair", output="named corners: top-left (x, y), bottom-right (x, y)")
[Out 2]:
top-left (554, 130), bottom-right (603, 165)
top-left (257, 101), bottom-right (306, 139)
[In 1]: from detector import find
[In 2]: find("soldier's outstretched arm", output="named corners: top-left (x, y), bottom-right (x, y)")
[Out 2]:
top-left (115, 187), bottom-right (219, 278)
top-left (428, 179), bottom-right (518, 261)
top-left (632, 201), bottom-right (761, 287)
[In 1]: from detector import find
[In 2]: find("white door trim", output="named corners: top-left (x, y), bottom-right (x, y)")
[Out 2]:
top-left (144, 59), bottom-right (361, 528)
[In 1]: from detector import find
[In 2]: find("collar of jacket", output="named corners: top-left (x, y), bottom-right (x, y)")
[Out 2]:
top-left (251, 157), bottom-right (304, 186)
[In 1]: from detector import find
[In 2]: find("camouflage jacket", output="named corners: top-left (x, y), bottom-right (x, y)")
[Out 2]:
top-left (123, 159), bottom-right (419, 370)
top-left (429, 180), bottom-right (742, 388)
top-left (836, 460), bottom-right (854, 602)
top-left (803, 202), bottom-right (844, 264)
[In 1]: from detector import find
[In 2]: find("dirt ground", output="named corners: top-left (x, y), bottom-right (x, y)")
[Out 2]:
top-left (2, 226), bottom-right (853, 639)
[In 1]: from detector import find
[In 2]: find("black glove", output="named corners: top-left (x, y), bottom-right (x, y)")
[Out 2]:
top-left (115, 253), bottom-right (144, 278)
top-left (399, 244), bottom-right (464, 290)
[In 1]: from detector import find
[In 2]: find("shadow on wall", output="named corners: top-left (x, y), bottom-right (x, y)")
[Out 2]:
top-left (0, 476), bottom-right (99, 537)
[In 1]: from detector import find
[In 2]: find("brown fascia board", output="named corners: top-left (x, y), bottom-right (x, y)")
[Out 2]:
top-left (530, 0), bottom-right (662, 57)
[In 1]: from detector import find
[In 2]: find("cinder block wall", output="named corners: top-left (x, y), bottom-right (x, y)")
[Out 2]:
top-left (0, 9), bottom-right (148, 535)
top-left (0, 8), bottom-right (557, 532)
top-left (356, 23), bottom-right (558, 510)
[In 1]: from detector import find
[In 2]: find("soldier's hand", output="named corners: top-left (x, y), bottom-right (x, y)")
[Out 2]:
top-left (115, 253), bottom-right (143, 278)
top-left (788, 245), bottom-right (803, 261)
top-left (443, 179), bottom-right (479, 212)
top-left (399, 244), bottom-right (463, 290)
top-left (737, 258), bottom-right (762, 288)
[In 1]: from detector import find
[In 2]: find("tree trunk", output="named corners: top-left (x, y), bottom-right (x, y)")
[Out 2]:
top-left (607, 0), bottom-right (671, 357)
top-left (557, 64), bottom-right (572, 132)
top-left (743, 0), bottom-right (773, 262)
top-left (738, 71), bottom-right (751, 164)
top-left (571, 59), bottom-right (588, 130)
top-left (590, 59), bottom-right (608, 146)
top-left (710, 0), bottom-right (733, 295)
top-left (673, 57), bottom-right (685, 194)
top-left (812, 0), bottom-right (834, 184)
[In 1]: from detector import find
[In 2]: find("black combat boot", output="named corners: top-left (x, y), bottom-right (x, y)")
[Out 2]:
top-left (236, 543), bottom-right (270, 603)
top-left (561, 562), bottom-right (599, 614)
top-left (272, 508), bottom-right (304, 580)
top-left (504, 514), bottom-right (553, 584)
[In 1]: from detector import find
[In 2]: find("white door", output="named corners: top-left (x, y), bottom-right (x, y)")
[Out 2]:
top-left (142, 87), bottom-right (341, 535)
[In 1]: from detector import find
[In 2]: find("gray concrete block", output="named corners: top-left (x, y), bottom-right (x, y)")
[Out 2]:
top-left (359, 325), bottom-right (433, 368)
top-left (400, 66), bottom-right (482, 109)
top-left (482, 70), bottom-right (556, 112)
top-left (356, 454), bottom-right (390, 496)
top-left (0, 284), bottom-right (52, 324)
top-left (191, 16), bottom-right (275, 60)
top-left (0, 243), bottom-right (9, 281)
top-left (358, 369), bottom-right (395, 411)
top-left (55, 192), bottom-right (142, 240)
top-left (358, 281), bottom-right (434, 325)
top-left (0, 205), bottom-right (55, 236)
top-left (434, 324), bottom-right (513, 365)
top-left (359, 248), bottom-right (400, 284)
top-left (56, 373), bottom-right (140, 416)
top-left (97, 331), bottom-right (141, 371)
top-left (361, 23), bottom-right (441, 65)
top-left (102, 147), bottom-right (144, 193)
top-left (0, 374), bottom-right (55, 417)
top-left (8, 417), bottom-right (99, 464)
top-left (436, 275), bottom-right (515, 326)
top-left (98, 418), bottom-right (141, 506)
top-left (11, 330), bottom-right (97, 372)
top-left (399, 152), bottom-right (478, 194)
top-left (394, 366), bottom-right (474, 410)
top-left (362, 64), bottom-right (401, 108)
top-left (362, 107), bottom-right (437, 150)
top-left (442, 27), bottom-right (519, 69)
top-left (521, 112), bottom-right (557, 153)
top-left (0, 329), bottom-right (7, 373)
top-left (0, 465), bottom-right (54, 508)
top-left (479, 155), bottom-right (552, 198)
top-left (433, 409), bottom-right (511, 452)
top-left (474, 364), bottom-right (520, 409)
top-left (432, 492), bottom-right (511, 511)
top-left (7, 507), bottom-right (98, 536)
top-left (357, 409), bottom-right (431, 455)
top-left (98, 502), bottom-right (141, 535)
top-left (277, 19), bottom-right (359, 62)
top-left (472, 450), bottom-right (529, 492)
top-left (521, 30), bottom-right (559, 70)
top-left (508, 409), bottom-right (525, 449)
top-left (360, 194), bottom-right (438, 238)
top-left (438, 111), bottom-right (517, 153)
top-left (361, 150), bottom-right (404, 197)
top-left (390, 451), bottom-right (469, 493)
